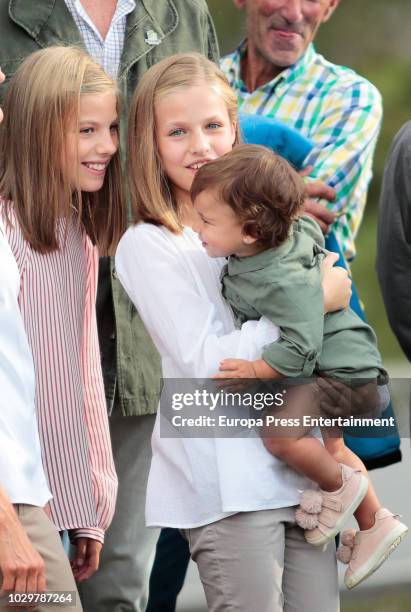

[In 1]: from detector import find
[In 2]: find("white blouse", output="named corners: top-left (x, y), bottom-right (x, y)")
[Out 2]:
top-left (116, 223), bottom-right (309, 528)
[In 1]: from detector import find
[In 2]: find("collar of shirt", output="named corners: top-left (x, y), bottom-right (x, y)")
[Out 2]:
top-left (66, 0), bottom-right (136, 42)
top-left (225, 39), bottom-right (317, 97)
top-left (226, 220), bottom-right (302, 276)
top-left (226, 242), bottom-right (290, 276)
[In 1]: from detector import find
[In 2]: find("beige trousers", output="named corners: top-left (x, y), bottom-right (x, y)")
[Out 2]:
top-left (181, 507), bottom-right (339, 612)
top-left (0, 505), bottom-right (81, 612)
top-left (78, 413), bottom-right (159, 612)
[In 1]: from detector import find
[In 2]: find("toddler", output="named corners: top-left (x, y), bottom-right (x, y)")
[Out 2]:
top-left (191, 144), bottom-right (407, 589)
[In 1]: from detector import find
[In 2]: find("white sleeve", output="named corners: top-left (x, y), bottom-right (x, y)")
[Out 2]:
top-left (115, 226), bottom-right (279, 378)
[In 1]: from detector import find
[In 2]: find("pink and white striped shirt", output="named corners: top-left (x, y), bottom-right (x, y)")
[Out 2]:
top-left (2, 204), bottom-right (118, 543)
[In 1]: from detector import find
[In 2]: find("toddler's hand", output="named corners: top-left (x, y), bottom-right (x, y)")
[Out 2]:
top-left (214, 359), bottom-right (257, 379)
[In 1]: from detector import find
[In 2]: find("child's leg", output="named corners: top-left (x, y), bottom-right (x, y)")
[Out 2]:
top-left (263, 383), bottom-right (343, 491)
top-left (264, 431), bottom-right (368, 547)
top-left (264, 434), bottom-right (344, 491)
top-left (263, 382), bottom-right (360, 492)
top-left (263, 383), bottom-right (369, 546)
top-left (324, 433), bottom-right (381, 530)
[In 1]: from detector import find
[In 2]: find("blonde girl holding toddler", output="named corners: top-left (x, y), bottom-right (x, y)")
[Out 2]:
top-left (115, 53), bottom-right (354, 612)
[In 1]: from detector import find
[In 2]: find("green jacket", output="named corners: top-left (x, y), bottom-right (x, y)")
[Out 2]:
top-left (222, 216), bottom-right (386, 380)
top-left (0, 0), bottom-right (220, 415)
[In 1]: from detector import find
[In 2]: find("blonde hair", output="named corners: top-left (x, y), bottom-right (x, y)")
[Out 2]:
top-left (0, 46), bottom-right (125, 255)
top-left (128, 53), bottom-right (241, 233)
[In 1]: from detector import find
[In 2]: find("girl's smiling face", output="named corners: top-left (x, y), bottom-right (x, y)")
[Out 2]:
top-left (65, 91), bottom-right (119, 192)
top-left (155, 84), bottom-right (236, 203)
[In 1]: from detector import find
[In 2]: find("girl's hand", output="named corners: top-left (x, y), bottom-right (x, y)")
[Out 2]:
top-left (321, 252), bottom-right (352, 312)
top-left (71, 538), bottom-right (103, 582)
top-left (316, 376), bottom-right (380, 418)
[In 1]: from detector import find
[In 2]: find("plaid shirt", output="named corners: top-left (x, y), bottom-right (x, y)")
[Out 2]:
top-left (64, 0), bottom-right (136, 78)
top-left (221, 43), bottom-right (383, 261)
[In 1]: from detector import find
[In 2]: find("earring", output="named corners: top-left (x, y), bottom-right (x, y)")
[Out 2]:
top-left (243, 236), bottom-right (253, 244)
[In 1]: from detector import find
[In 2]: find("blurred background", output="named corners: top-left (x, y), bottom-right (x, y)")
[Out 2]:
top-left (176, 2), bottom-right (411, 611)
top-left (209, 0), bottom-right (411, 365)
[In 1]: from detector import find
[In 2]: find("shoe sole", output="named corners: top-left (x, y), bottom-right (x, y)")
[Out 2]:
top-left (306, 474), bottom-right (369, 547)
top-left (345, 523), bottom-right (408, 589)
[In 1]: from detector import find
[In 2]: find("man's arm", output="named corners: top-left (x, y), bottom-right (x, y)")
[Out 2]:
top-left (0, 487), bottom-right (46, 595)
top-left (305, 80), bottom-right (383, 258)
top-left (376, 122), bottom-right (411, 362)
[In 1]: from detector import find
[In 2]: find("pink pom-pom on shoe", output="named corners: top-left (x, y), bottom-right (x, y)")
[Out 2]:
top-left (336, 528), bottom-right (357, 564)
top-left (295, 508), bottom-right (319, 530)
top-left (340, 528), bottom-right (357, 548)
top-left (300, 489), bottom-right (323, 514)
top-left (336, 544), bottom-right (352, 564)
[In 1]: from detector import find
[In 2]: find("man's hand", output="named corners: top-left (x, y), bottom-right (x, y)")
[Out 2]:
top-left (71, 538), bottom-right (102, 582)
top-left (303, 180), bottom-right (337, 234)
top-left (0, 500), bottom-right (46, 597)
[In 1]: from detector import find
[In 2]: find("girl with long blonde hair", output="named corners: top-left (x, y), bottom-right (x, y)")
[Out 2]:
top-left (116, 53), bottom-right (348, 611)
top-left (0, 46), bottom-right (124, 582)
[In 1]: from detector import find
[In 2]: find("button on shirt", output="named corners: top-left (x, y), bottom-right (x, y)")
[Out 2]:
top-left (221, 43), bottom-right (383, 261)
top-left (64, 0), bottom-right (136, 78)
top-left (0, 220), bottom-right (51, 507)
